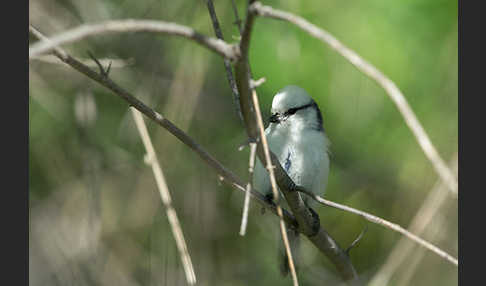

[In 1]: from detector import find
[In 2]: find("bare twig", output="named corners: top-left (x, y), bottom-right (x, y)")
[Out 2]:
top-left (249, 2), bottom-right (458, 196)
top-left (230, 0), bottom-right (243, 32)
top-left (130, 108), bottom-right (197, 285)
top-left (344, 225), bottom-right (368, 256)
top-left (252, 89), bottom-right (299, 286)
top-left (29, 20), bottom-right (239, 61)
top-left (296, 187), bottom-right (458, 266)
top-left (239, 142), bottom-right (257, 236)
top-left (205, 0), bottom-right (243, 122)
top-left (370, 154), bottom-right (458, 285)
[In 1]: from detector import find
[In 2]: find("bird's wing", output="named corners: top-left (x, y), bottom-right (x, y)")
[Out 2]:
top-left (253, 154), bottom-right (272, 197)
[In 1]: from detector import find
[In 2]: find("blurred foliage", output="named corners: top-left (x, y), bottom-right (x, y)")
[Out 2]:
top-left (29, 0), bottom-right (457, 285)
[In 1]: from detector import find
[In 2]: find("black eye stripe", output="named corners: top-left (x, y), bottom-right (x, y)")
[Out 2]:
top-left (284, 102), bottom-right (314, 116)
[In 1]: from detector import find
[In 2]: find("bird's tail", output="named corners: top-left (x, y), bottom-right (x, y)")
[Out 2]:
top-left (278, 227), bottom-right (300, 277)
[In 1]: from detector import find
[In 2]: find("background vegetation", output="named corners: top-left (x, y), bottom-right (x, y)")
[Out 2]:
top-left (29, 0), bottom-right (458, 285)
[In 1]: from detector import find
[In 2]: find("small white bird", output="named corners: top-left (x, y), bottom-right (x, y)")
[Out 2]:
top-left (253, 85), bottom-right (330, 276)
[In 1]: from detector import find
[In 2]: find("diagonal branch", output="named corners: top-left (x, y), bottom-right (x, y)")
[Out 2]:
top-left (29, 24), bottom-right (298, 230)
top-left (29, 19), bottom-right (240, 61)
top-left (249, 2), bottom-right (458, 197)
top-left (131, 108), bottom-right (196, 285)
top-left (234, 4), bottom-right (359, 283)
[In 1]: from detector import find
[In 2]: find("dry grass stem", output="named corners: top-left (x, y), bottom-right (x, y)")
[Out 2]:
top-left (131, 108), bottom-right (196, 285)
top-left (239, 142), bottom-right (257, 236)
top-left (251, 89), bottom-right (299, 286)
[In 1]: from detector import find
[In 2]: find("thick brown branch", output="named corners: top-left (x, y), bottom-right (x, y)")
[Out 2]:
top-left (234, 4), bottom-right (359, 284)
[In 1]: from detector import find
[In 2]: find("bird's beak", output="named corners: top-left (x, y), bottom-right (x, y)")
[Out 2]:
top-left (269, 113), bottom-right (280, 123)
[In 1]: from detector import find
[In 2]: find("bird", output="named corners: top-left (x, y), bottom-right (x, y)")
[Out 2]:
top-left (252, 85), bottom-right (330, 276)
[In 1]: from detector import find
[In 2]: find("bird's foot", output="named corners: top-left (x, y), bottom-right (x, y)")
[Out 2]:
top-left (261, 193), bottom-right (275, 215)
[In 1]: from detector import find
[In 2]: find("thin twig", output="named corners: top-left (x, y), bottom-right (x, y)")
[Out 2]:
top-left (370, 154), bottom-right (458, 285)
top-left (252, 89), bottom-right (299, 286)
top-left (205, 0), bottom-right (243, 122)
top-left (344, 225), bottom-right (368, 256)
top-left (30, 54), bottom-right (135, 68)
top-left (249, 2), bottom-right (458, 196)
top-left (296, 187), bottom-right (458, 266)
top-left (130, 108), bottom-right (197, 285)
top-left (230, 0), bottom-right (243, 32)
top-left (239, 142), bottom-right (257, 236)
top-left (29, 19), bottom-right (239, 61)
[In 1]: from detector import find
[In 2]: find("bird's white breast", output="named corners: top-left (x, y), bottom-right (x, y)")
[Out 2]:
top-left (253, 123), bottom-right (330, 206)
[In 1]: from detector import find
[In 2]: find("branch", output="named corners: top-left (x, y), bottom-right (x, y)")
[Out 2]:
top-left (249, 2), bottom-right (458, 196)
top-left (130, 108), bottom-right (196, 285)
top-left (29, 24), bottom-right (298, 230)
top-left (296, 187), bottom-right (458, 266)
top-left (205, 0), bottom-right (243, 122)
top-left (234, 4), bottom-right (359, 283)
top-left (29, 19), bottom-right (240, 61)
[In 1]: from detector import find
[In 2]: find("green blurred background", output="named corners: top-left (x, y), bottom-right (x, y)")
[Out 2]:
top-left (29, 0), bottom-right (458, 285)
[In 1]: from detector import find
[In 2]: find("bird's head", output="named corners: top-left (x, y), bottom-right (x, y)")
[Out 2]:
top-left (269, 85), bottom-right (324, 132)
